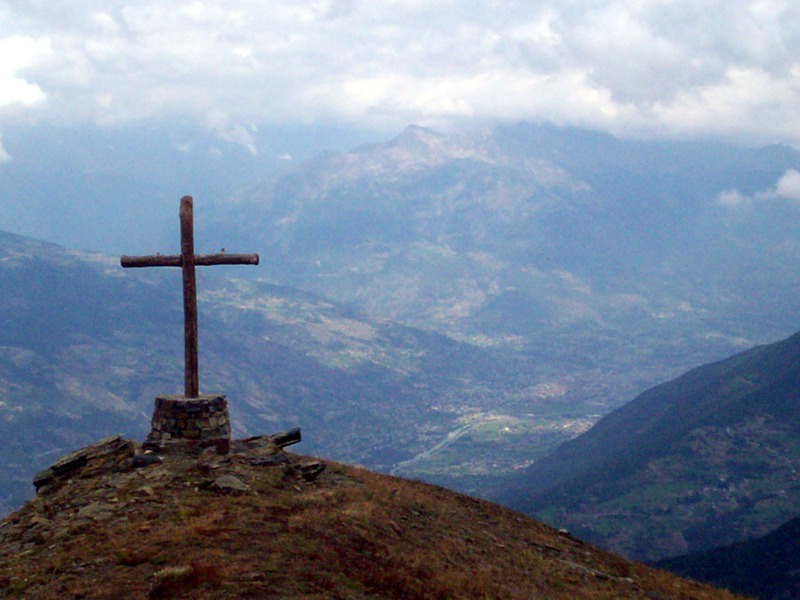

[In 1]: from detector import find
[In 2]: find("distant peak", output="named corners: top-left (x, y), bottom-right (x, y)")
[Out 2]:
top-left (371, 124), bottom-right (480, 170)
top-left (392, 124), bottom-right (445, 146)
top-left (400, 123), bottom-right (438, 136)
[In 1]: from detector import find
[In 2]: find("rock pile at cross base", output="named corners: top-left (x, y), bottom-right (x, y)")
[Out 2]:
top-left (0, 434), bottom-right (742, 599)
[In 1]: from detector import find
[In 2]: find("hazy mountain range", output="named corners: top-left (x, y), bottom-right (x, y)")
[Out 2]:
top-left (3, 123), bottom-right (800, 584)
top-left (200, 122), bottom-right (800, 488)
top-left (0, 121), bottom-right (377, 255)
top-left (207, 122), bottom-right (800, 384)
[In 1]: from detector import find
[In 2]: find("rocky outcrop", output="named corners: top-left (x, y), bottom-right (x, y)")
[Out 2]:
top-left (31, 428), bottom-right (309, 498)
top-left (32, 435), bottom-right (135, 492)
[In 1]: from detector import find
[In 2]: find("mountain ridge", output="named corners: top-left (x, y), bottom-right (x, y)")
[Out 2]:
top-left (499, 330), bottom-right (800, 561)
top-left (656, 515), bottom-right (800, 599)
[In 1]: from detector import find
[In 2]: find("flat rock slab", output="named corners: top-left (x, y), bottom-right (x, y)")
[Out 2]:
top-left (211, 475), bottom-right (250, 496)
top-left (34, 435), bottom-right (134, 492)
top-left (247, 455), bottom-right (289, 467)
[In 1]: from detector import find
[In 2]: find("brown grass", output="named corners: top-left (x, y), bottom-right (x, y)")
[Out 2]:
top-left (149, 561), bottom-right (223, 598)
top-left (0, 451), bottom-right (747, 599)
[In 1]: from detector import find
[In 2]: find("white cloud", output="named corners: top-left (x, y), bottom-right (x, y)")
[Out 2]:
top-left (0, 36), bottom-right (49, 113)
top-left (773, 169), bottom-right (800, 200)
top-left (717, 169), bottom-right (800, 207)
top-left (716, 189), bottom-right (749, 208)
top-left (4, 0), bottom-right (800, 146)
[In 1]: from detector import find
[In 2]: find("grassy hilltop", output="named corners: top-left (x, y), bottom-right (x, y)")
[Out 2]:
top-left (0, 435), bottom-right (740, 599)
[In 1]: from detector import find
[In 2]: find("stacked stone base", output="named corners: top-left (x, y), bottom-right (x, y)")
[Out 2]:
top-left (144, 394), bottom-right (231, 454)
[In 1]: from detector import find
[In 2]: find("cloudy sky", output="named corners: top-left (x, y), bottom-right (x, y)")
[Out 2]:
top-left (3, 0), bottom-right (800, 152)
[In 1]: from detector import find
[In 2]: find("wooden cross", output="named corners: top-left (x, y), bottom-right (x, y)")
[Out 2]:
top-left (121, 196), bottom-right (259, 398)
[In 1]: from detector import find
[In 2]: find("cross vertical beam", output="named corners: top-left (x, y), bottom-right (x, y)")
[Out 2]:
top-left (180, 196), bottom-right (200, 398)
top-left (121, 195), bottom-right (259, 398)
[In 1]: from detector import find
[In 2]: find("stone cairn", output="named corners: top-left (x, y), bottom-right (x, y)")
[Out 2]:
top-left (144, 394), bottom-right (232, 454)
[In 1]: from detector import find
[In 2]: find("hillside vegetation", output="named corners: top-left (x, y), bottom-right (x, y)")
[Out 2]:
top-left (657, 516), bottom-right (800, 599)
top-left (500, 331), bottom-right (800, 561)
top-left (0, 436), bottom-right (742, 599)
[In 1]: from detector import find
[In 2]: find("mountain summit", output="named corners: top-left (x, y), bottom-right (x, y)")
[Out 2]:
top-left (0, 435), bottom-right (739, 599)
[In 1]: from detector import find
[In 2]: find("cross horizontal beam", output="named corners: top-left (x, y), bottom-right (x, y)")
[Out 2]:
top-left (121, 253), bottom-right (259, 268)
